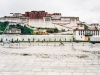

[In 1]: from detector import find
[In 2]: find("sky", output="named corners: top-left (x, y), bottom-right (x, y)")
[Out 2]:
top-left (0, 0), bottom-right (100, 24)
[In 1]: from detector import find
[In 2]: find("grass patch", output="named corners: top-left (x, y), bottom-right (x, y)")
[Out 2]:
top-left (77, 55), bottom-right (88, 58)
top-left (22, 53), bottom-right (32, 56)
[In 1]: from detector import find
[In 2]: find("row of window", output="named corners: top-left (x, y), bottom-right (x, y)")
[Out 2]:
top-left (78, 31), bottom-right (100, 35)
top-left (5, 30), bottom-right (21, 33)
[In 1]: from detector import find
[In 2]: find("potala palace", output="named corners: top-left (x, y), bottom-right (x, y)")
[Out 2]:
top-left (0, 11), bottom-right (80, 31)
top-left (0, 10), bottom-right (100, 42)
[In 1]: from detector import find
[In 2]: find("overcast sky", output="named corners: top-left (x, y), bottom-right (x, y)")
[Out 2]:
top-left (0, 0), bottom-right (100, 24)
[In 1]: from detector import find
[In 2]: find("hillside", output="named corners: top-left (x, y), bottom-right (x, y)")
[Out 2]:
top-left (0, 22), bottom-right (34, 35)
top-left (9, 24), bottom-right (34, 35)
top-left (0, 21), bottom-right (9, 34)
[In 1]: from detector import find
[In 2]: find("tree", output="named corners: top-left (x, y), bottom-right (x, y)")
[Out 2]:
top-left (12, 24), bottom-right (34, 35)
top-left (28, 38), bottom-right (30, 42)
top-left (33, 38), bottom-right (34, 42)
top-left (54, 38), bottom-right (56, 42)
top-left (95, 27), bottom-right (98, 30)
top-left (22, 39), bottom-right (24, 42)
top-left (70, 39), bottom-right (72, 42)
top-left (36, 32), bottom-right (39, 35)
top-left (65, 38), bottom-right (66, 41)
top-left (11, 38), bottom-right (13, 42)
top-left (73, 37), bottom-right (74, 42)
top-left (61, 29), bottom-right (65, 32)
top-left (47, 28), bottom-right (54, 33)
top-left (0, 22), bottom-right (9, 31)
top-left (49, 39), bottom-right (51, 42)
top-left (38, 39), bottom-right (40, 42)
top-left (54, 28), bottom-right (58, 33)
top-left (59, 38), bottom-right (61, 42)
top-left (43, 38), bottom-right (45, 42)
top-left (17, 38), bottom-right (18, 42)
top-left (0, 38), bottom-right (3, 42)
top-left (84, 25), bottom-right (88, 30)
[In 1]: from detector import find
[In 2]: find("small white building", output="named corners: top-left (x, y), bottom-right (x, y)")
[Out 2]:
top-left (88, 23), bottom-right (100, 30)
top-left (4, 28), bottom-right (21, 34)
top-left (77, 22), bottom-right (84, 29)
top-left (74, 29), bottom-right (100, 41)
top-left (9, 22), bottom-right (17, 25)
top-left (0, 16), bottom-right (28, 25)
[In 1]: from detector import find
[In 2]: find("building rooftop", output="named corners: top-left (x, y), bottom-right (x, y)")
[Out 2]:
top-left (74, 29), bottom-right (99, 31)
top-left (61, 16), bottom-right (79, 18)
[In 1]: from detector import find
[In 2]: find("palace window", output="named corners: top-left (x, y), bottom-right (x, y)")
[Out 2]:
top-left (81, 31), bottom-right (82, 35)
top-left (96, 31), bottom-right (97, 35)
top-left (79, 31), bottom-right (80, 35)
top-left (45, 17), bottom-right (51, 21)
top-left (98, 31), bottom-right (99, 35)
top-left (71, 18), bottom-right (75, 21)
top-left (83, 31), bottom-right (84, 35)
top-left (94, 31), bottom-right (95, 35)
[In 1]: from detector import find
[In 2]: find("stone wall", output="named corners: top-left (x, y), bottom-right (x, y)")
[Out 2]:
top-left (0, 35), bottom-right (73, 42)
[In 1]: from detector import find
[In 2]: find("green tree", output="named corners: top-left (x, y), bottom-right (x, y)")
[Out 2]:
top-left (15, 24), bottom-right (33, 35)
top-left (54, 28), bottom-right (58, 33)
top-left (11, 38), bottom-right (13, 42)
top-left (33, 38), bottom-right (34, 42)
top-left (43, 38), bottom-right (45, 42)
top-left (38, 39), bottom-right (40, 42)
top-left (47, 28), bottom-right (54, 33)
top-left (0, 38), bottom-right (3, 42)
top-left (70, 39), bottom-right (71, 42)
top-left (17, 38), bottom-right (18, 42)
top-left (28, 38), bottom-right (30, 42)
top-left (54, 38), bottom-right (56, 42)
top-left (36, 32), bottom-right (39, 35)
top-left (22, 39), bottom-right (24, 42)
top-left (49, 39), bottom-right (51, 42)
top-left (84, 25), bottom-right (88, 30)
top-left (95, 27), bottom-right (98, 30)
top-left (61, 29), bottom-right (65, 32)
top-left (59, 38), bottom-right (61, 41)
top-left (65, 38), bottom-right (66, 41)
top-left (73, 37), bottom-right (75, 42)
top-left (0, 22), bottom-right (9, 32)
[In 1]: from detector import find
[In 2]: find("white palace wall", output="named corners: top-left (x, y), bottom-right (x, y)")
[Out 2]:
top-left (29, 19), bottom-right (55, 28)
top-left (28, 19), bottom-right (78, 31)
top-left (0, 35), bottom-right (73, 42)
top-left (0, 17), bottom-right (78, 31)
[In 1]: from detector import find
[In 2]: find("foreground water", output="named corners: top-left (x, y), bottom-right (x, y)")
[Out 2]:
top-left (0, 42), bottom-right (100, 75)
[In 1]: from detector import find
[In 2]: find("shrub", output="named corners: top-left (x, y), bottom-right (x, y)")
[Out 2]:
top-left (54, 28), bottom-right (58, 33)
top-left (22, 53), bottom-right (31, 56)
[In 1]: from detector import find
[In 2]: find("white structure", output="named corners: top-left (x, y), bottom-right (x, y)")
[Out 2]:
top-left (74, 29), bottom-right (100, 41)
top-left (4, 28), bottom-right (21, 34)
top-left (0, 13), bottom-right (80, 32)
top-left (88, 23), bottom-right (100, 30)
top-left (0, 35), bottom-right (73, 42)
top-left (0, 16), bottom-right (28, 25)
top-left (77, 23), bottom-right (84, 29)
top-left (29, 16), bottom-right (79, 31)
top-left (10, 13), bottom-right (22, 17)
top-left (51, 13), bottom-right (61, 19)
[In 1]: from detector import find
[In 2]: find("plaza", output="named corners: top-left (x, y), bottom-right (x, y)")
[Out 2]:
top-left (0, 42), bottom-right (100, 75)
